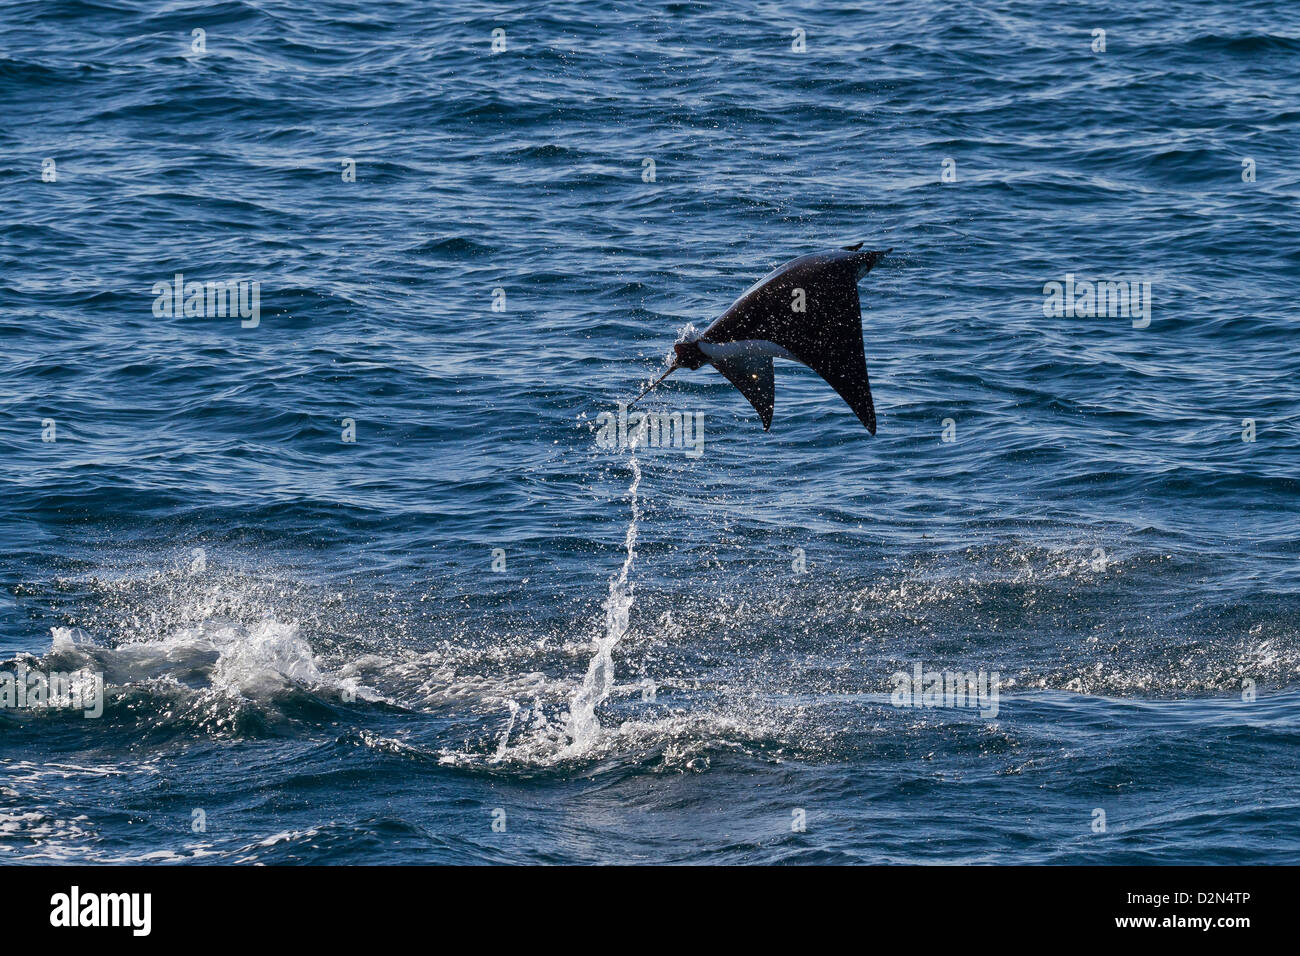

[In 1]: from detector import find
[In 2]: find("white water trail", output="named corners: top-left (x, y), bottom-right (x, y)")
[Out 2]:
top-left (565, 451), bottom-right (642, 752)
top-left (492, 699), bottom-right (521, 763)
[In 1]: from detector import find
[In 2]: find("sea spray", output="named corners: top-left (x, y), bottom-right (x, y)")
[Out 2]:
top-left (492, 699), bottom-right (520, 763)
top-left (565, 450), bottom-right (642, 751)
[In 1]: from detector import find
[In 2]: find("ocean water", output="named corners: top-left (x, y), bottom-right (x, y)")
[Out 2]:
top-left (1, 0), bottom-right (1298, 865)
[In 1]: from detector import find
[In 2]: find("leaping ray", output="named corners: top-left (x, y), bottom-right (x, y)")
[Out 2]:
top-left (630, 244), bottom-right (891, 433)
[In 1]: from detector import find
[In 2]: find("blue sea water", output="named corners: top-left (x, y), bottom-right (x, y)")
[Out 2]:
top-left (1, 0), bottom-right (1298, 864)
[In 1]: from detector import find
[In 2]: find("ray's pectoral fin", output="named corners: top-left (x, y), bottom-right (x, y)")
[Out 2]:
top-left (797, 344), bottom-right (876, 435)
top-left (710, 352), bottom-right (775, 431)
top-left (781, 280), bottom-right (877, 435)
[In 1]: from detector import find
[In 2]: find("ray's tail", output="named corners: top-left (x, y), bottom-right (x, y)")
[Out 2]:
top-left (627, 362), bottom-right (678, 409)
